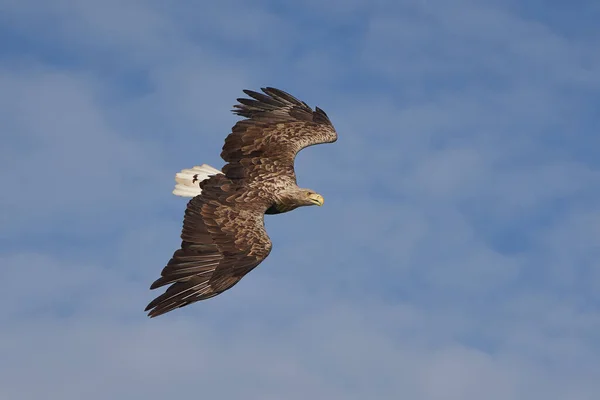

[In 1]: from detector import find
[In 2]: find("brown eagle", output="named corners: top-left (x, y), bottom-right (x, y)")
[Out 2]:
top-left (145, 87), bottom-right (338, 317)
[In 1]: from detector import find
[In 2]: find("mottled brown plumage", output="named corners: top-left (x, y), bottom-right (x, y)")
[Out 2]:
top-left (145, 87), bottom-right (337, 317)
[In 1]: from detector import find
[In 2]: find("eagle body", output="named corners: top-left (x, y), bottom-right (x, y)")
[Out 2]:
top-left (146, 87), bottom-right (337, 317)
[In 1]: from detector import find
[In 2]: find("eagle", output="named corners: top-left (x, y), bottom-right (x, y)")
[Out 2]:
top-left (145, 87), bottom-right (338, 317)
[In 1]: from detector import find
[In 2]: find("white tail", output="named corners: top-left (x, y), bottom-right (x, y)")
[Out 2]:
top-left (172, 164), bottom-right (222, 197)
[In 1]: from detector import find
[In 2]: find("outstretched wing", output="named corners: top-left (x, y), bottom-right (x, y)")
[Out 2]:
top-left (221, 87), bottom-right (337, 183)
top-left (145, 175), bottom-right (272, 318)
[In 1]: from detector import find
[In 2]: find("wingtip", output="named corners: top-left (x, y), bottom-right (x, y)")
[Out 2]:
top-left (144, 301), bottom-right (163, 318)
top-left (145, 310), bottom-right (159, 318)
top-left (242, 89), bottom-right (258, 97)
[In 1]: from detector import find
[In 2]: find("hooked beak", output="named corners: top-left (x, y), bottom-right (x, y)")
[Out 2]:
top-left (308, 193), bottom-right (324, 206)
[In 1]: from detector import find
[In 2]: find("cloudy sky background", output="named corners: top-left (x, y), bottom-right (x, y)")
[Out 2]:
top-left (1, 0), bottom-right (599, 398)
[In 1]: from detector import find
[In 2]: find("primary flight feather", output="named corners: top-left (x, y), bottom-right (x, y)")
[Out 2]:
top-left (145, 87), bottom-right (338, 317)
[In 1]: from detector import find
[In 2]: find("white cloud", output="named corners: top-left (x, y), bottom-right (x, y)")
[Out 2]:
top-left (1, 0), bottom-right (599, 399)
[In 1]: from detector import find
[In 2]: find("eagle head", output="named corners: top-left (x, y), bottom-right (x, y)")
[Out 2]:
top-left (268, 188), bottom-right (324, 214)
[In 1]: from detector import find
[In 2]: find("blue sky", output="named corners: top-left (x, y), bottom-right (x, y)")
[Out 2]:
top-left (1, 0), bottom-right (599, 398)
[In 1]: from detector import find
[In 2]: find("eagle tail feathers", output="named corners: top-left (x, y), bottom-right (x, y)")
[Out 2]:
top-left (172, 164), bottom-right (222, 198)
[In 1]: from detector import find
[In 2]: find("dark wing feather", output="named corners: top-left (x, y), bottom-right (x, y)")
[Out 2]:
top-left (145, 175), bottom-right (272, 318)
top-left (222, 87), bottom-right (337, 182)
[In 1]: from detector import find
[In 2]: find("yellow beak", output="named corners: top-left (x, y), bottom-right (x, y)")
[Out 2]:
top-left (308, 193), bottom-right (324, 206)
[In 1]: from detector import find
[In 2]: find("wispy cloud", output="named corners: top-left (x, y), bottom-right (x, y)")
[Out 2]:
top-left (1, 0), bottom-right (599, 399)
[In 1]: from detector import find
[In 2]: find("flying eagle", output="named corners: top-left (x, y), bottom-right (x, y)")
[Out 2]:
top-left (145, 87), bottom-right (338, 317)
